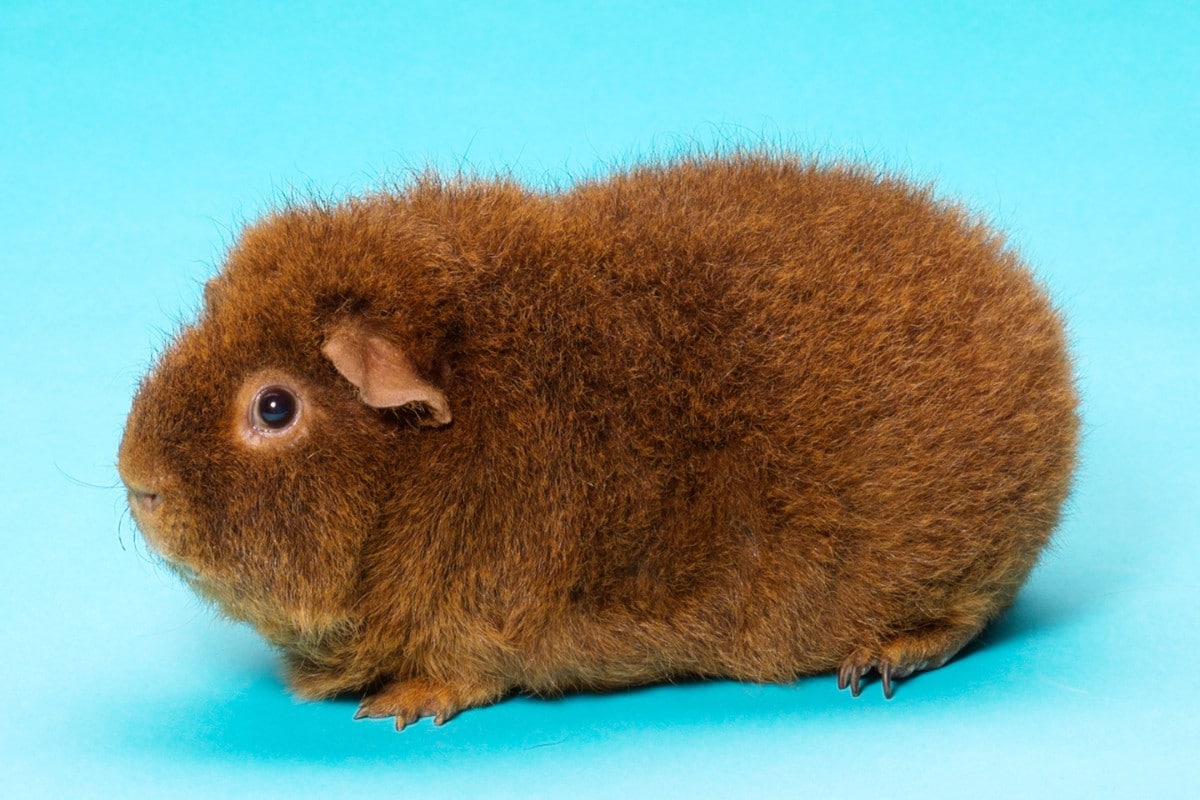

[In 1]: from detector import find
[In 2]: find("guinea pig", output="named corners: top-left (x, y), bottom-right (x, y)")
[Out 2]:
top-left (118, 153), bottom-right (1078, 729)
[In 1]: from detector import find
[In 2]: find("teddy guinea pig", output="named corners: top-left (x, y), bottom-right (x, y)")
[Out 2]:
top-left (118, 153), bottom-right (1078, 729)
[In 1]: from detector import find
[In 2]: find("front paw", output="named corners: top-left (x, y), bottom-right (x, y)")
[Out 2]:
top-left (355, 675), bottom-right (505, 730)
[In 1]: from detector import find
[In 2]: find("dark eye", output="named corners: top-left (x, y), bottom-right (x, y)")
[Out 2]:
top-left (253, 386), bottom-right (298, 430)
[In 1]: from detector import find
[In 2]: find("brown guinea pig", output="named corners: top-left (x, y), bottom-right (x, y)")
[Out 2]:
top-left (118, 152), bottom-right (1078, 729)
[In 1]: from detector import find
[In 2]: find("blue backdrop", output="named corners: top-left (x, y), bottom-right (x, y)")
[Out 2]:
top-left (2, 2), bottom-right (1196, 797)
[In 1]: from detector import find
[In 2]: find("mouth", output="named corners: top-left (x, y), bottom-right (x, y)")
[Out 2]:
top-left (158, 554), bottom-right (221, 598)
top-left (167, 559), bottom-right (202, 584)
top-left (160, 556), bottom-right (208, 595)
top-left (159, 554), bottom-right (249, 619)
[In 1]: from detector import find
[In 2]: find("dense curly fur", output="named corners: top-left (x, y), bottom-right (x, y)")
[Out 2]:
top-left (118, 153), bottom-right (1078, 727)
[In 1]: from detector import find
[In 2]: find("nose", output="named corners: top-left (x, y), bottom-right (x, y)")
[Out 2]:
top-left (127, 484), bottom-right (163, 514)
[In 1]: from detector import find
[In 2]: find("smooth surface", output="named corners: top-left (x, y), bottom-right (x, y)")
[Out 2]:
top-left (2, 2), bottom-right (1196, 797)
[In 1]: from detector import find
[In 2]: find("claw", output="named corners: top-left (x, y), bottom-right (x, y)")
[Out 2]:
top-left (836, 654), bottom-right (898, 699)
top-left (850, 665), bottom-right (863, 697)
top-left (837, 659), bottom-right (869, 697)
top-left (434, 708), bottom-right (457, 726)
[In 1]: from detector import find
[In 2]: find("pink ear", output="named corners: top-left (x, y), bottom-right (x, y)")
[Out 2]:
top-left (322, 326), bottom-right (451, 426)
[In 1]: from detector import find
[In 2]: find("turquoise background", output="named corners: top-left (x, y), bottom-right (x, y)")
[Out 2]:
top-left (2, 1), bottom-right (1197, 797)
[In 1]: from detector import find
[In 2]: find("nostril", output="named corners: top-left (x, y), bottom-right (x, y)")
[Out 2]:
top-left (128, 487), bottom-right (162, 514)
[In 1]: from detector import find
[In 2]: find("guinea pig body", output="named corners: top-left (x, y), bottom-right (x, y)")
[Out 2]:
top-left (118, 154), bottom-right (1078, 727)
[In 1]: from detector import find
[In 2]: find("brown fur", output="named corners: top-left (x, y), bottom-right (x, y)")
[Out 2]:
top-left (118, 152), bottom-right (1079, 727)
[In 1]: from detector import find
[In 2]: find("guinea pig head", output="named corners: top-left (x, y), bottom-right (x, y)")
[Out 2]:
top-left (117, 199), bottom-right (456, 648)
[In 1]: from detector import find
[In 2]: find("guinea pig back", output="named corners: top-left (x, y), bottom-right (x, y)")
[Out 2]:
top-left (118, 154), bottom-right (1078, 728)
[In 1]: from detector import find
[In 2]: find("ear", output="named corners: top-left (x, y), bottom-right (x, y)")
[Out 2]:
top-left (322, 325), bottom-right (451, 426)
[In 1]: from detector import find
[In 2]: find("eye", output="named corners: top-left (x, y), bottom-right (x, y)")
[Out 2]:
top-left (236, 373), bottom-right (310, 448)
top-left (252, 386), bottom-right (298, 431)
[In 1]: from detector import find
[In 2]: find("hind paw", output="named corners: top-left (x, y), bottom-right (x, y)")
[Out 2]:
top-left (355, 674), bottom-right (507, 730)
top-left (837, 653), bottom-right (921, 699)
top-left (837, 623), bottom-right (981, 699)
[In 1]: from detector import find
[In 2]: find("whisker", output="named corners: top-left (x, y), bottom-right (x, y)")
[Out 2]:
top-left (116, 505), bottom-right (130, 552)
top-left (57, 462), bottom-right (123, 490)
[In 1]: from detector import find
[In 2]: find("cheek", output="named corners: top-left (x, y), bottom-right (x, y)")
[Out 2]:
top-left (204, 451), bottom-right (385, 605)
top-left (143, 385), bottom-right (393, 610)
